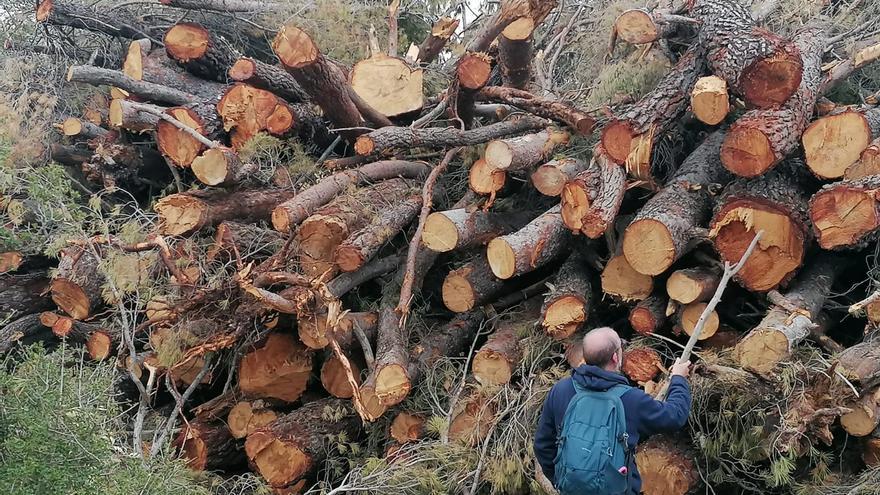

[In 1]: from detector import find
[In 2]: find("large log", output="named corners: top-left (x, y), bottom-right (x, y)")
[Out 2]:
top-left (560, 149), bottom-right (627, 239)
top-left (0, 271), bottom-right (53, 316)
top-left (601, 252), bottom-right (654, 302)
top-left (228, 57), bottom-right (309, 103)
top-left (350, 54), bottom-right (423, 118)
top-left (271, 160), bottom-right (430, 233)
top-left (689, 0), bottom-right (803, 109)
top-left (622, 130), bottom-right (731, 275)
top-left (36, 0), bottom-right (151, 39)
top-left (442, 254), bottom-right (505, 313)
top-left (245, 398), bottom-right (361, 488)
top-left (155, 103), bottom-right (223, 167)
top-left (173, 420), bottom-right (245, 472)
top-left (720, 27), bottom-right (825, 177)
top-left (487, 204), bottom-right (569, 280)
top-left (238, 332), bottom-right (313, 403)
top-left (272, 25), bottom-right (364, 140)
top-left (635, 435), bottom-right (698, 495)
top-left (448, 390), bottom-right (496, 446)
top-left (809, 175), bottom-right (880, 250)
top-left (710, 160), bottom-right (812, 292)
top-left (164, 23), bottom-right (239, 82)
top-left (296, 178), bottom-right (417, 280)
top-left (155, 188), bottom-right (295, 236)
top-left (422, 208), bottom-right (536, 253)
top-left (802, 107), bottom-right (880, 180)
top-left (354, 116), bottom-right (548, 156)
top-left (50, 245), bottom-right (105, 320)
top-left (622, 346), bottom-right (663, 383)
top-left (540, 251), bottom-right (591, 340)
top-left (484, 128), bottom-right (569, 172)
top-left (215, 83), bottom-right (306, 149)
top-left (389, 412), bottom-right (426, 444)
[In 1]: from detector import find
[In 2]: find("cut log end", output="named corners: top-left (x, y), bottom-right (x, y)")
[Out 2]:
top-left (441, 271), bottom-right (478, 312)
top-left (156, 107), bottom-right (208, 167)
top-left (803, 111), bottom-right (873, 180)
top-left (712, 202), bottom-right (805, 291)
top-left (321, 354), bottom-right (361, 398)
top-left (123, 39), bottom-right (146, 81)
top-left (273, 25), bottom-right (320, 69)
top-left (0, 251), bottom-right (23, 273)
top-left (486, 238), bottom-right (516, 279)
top-left (238, 333), bottom-right (312, 402)
top-left (501, 16), bottom-right (535, 41)
top-left (390, 413), bottom-right (424, 444)
top-left (191, 147), bottom-right (238, 186)
top-left (600, 121), bottom-right (634, 165)
top-left (270, 206), bottom-right (292, 233)
top-left (720, 126), bottom-right (775, 177)
top-left (50, 279), bottom-right (91, 320)
top-left (622, 219), bottom-right (675, 276)
top-left (334, 245), bottom-right (366, 273)
top-left (422, 212), bottom-right (459, 252)
top-left (635, 437), bottom-right (697, 495)
top-left (622, 347), bottom-right (662, 383)
top-left (848, 144), bottom-right (880, 179)
top-left (245, 431), bottom-right (309, 488)
top-left (810, 186), bottom-right (880, 249)
top-left (472, 350), bottom-right (514, 386)
top-left (108, 99), bottom-right (124, 127)
top-left (533, 162), bottom-right (574, 197)
top-left (61, 117), bottom-right (84, 136)
top-left (735, 328), bottom-right (789, 374)
top-left (601, 254), bottom-right (653, 302)
top-left (155, 194), bottom-right (207, 236)
top-left (458, 53), bottom-right (492, 90)
top-left (358, 384), bottom-right (388, 420)
top-left (469, 158), bottom-right (506, 195)
top-left (840, 400), bottom-right (879, 437)
top-left (614, 10), bottom-right (659, 45)
top-left (164, 23), bottom-right (210, 63)
top-left (740, 52), bottom-right (803, 110)
top-left (350, 55), bottom-right (424, 117)
top-left (666, 268), bottom-right (720, 305)
top-left (484, 140), bottom-right (514, 170)
top-left (229, 58), bottom-right (257, 81)
top-left (679, 302), bottom-right (719, 340)
top-left (353, 136), bottom-right (375, 156)
top-left (375, 364), bottom-right (411, 407)
top-left (86, 331), bottom-right (114, 360)
top-left (541, 295), bottom-right (587, 340)
top-left (865, 438), bottom-right (880, 467)
top-left (629, 306), bottom-right (662, 336)
top-left (690, 76), bottom-right (729, 125)
top-left (228, 401), bottom-right (278, 439)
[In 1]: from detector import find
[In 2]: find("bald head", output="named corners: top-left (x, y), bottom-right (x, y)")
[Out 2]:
top-left (582, 327), bottom-right (622, 370)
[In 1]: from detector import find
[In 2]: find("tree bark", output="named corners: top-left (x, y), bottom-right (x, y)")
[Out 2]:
top-left (841, 387), bottom-right (880, 437)
top-left (85, 138), bottom-right (170, 193)
top-left (540, 250), bottom-right (591, 339)
top-left (238, 332), bottom-right (313, 403)
top-left (629, 293), bottom-right (668, 336)
top-left (59, 118), bottom-right (109, 139)
top-left (735, 254), bottom-right (844, 373)
top-left (666, 266), bottom-right (721, 304)
top-left (122, 39), bottom-right (226, 101)
top-left (173, 420), bottom-right (245, 472)
top-left (422, 208), bottom-right (536, 253)
top-left (484, 128), bottom-right (570, 171)
top-left (720, 27), bottom-right (825, 177)
top-left (486, 204), bottom-right (569, 279)
top-left (190, 147), bottom-right (256, 187)
top-left (155, 102), bottom-right (224, 167)
top-left (159, 0), bottom-right (279, 12)
top-left (560, 150), bottom-right (627, 239)
top-left (477, 86), bottom-right (595, 135)
top-left (0, 314), bottom-right (55, 356)
top-left (271, 160), bottom-right (430, 232)
top-left (802, 107), bottom-right (880, 180)
top-left (809, 174), bottom-right (880, 250)
top-left (0, 271), bottom-right (53, 316)
top-left (66, 66), bottom-right (197, 106)
top-left (442, 254), bottom-right (506, 313)
top-left (354, 116), bottom-right (547, 156)
top-left (206, 221), bottom-right (284, 263)
top-left (50, 245), bottom-right (105, 320)
top-left (36, 0), bottom-right (152, 40)
top-left (417, 17), bottom-right (460, 64)
top-left (532, 158), bottom-right (590, 197)
top-left (272, 25), bottom-right (364, 141)
top-left (228, 57), bottom-right (309, 103)
top-left (622, 130), bottom-right (731, 276)
top-left (710, 159), bottom-right (813, 292)
top-left (612, 8), bottom-right (686, 45)
top-left (245, 398), bottom-right (361, 488)
top-left (155, 188), bottom-right (295, 236)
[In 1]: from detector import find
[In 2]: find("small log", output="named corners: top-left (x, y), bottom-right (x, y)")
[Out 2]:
top-left (271, 160), bottom-right (430, 233)
top-left (484, 128), bottom-right (569, 172)
top-left (0, 252), bottom-right (23, 273)
top-left (666, 266), bottom-right (721, 304)
top-left (245, 398), bottom-right (361, 488)
top-left (442, 254), bottom-right (505, 313)
top-left (350, 54), bottom-right (423, 117)
top-left (451, 52), bottom-right (493, 128)
top-left (532, 158), bottom-right (590, 197)
top-left (448, 390), bottom-right (495, 446)
top-left (477, 86), bottom-right (595, 136)
top-left (841, 388), bottom-right (880, 437)
top-left (122, 38), bottom-right (226, 101)
top-left (622, 346), bottom-right (663, 383)
top-left (354, 116), bottom-right (548, 156)
top-left (802, 107), bottom-right (880, 179)
top-left (156, 103), bottom-right (223, 167)
top-left (334, 188), bottom-right (422, 272)
top-left (228, 401), bottom-right (279, 440)
top-left (164, 22), bottom-right (239, 82)
top-left (36, 0), bottom-right (150, 39)
top-left (622, 130), bottom-right (731, 276)
top-left (560, 150), bottom-right (627, 238)
top-left (634, 435), bottom-right (697, 495)
top-left (238, 332), bottom-right (313, 403)
top-left (710, 160), bottom-right (812, 292)
top-left (612, 8), bottom-right (685, 45)
top-left (601, 252), bottom-right (654, 302)
top-left (865, 432), bottom-right (880, 467)
top-left (389, 412), bottom-right (425, 444)
top-left (60, 117), bottom-right (109, 139)
top-left (846, 137), bottom-right (880, 179)
top-left (468, 158), bottom-right (509, 196)
top-left (296, 178), bottom-right (417, 280)
top-left (272, 25), bottom-right (364, 140)
top-left (422, 208), bottom-right (536, 253)
top-left (0, 314), bottom-right (55, 355)
top-left (720, 27), bottom-right (825, 177)
top-left (417, 17), bottom-right (459, 64)
top-left (838, 339), bottom-right (880, 390)
top-left (498, 17), bottom-right (536, 89)
top-left (108, 99), bottom-right (163, 133)
top-left (676, 302), bottom-right (719, 340)
top-left (629, 293), bottom-right (668, 336)
top-left (66, 66), bottom-right (196, 106)
top-left (735, 254), bottom-right (843, 374)
top-left (228, 57), bottom-right (309, 103)
top-left (174, 420), bottom-right (245, 472)
top-left (297, 312), bottom-right (378, 351)
top-left (690, 76), bottom-right (729, 125)
top-left (809, 175), bottom-right (880, 250)
top-left (155, 188), bottom-right (295, 236)
top-left (472, 321), bottom-right (524, 386)
top-left (191, 147), bottom-right (257, 187)
top-left (486, 204), bottom-right (569, 279)
top-left (50, 246), bottom-right (105, 320)
top-left (540, 251), bottom-right (591, 340)
top-left (85, 328), bottom-right (118, 361)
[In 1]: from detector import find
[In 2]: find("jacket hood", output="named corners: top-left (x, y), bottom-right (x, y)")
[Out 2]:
top-left (572, 364), bottom-right (629, 391)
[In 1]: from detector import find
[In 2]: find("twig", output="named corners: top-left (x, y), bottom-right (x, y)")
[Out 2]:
top-left (655, 231), bottom-right (764, 400)
top-left (316, 135), bottom-right (343, 166)
top-left (352, 322), bottom-right (376, 371)
top-left (150, 354), bottom-right (213, 457)
top-left (411, 99), bottom-right (448, 129)
top-left (850, 289), bottom-right (880, 315)
top-left (125, 101), bottom-right (221, 150)
top-left (395, 147), bottom-right (462, 326)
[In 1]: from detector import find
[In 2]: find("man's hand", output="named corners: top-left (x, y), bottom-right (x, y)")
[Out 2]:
top-left (670, 359), bottom-right (691, 378)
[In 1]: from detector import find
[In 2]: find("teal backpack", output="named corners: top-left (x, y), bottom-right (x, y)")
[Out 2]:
top-left (553, 382), bottom-right (633, 495)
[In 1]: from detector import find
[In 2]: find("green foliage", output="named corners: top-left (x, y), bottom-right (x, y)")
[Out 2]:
top-left (238, 133), bottom-right (317, 185)
top-left (583, 54), bottom-right (671, 110)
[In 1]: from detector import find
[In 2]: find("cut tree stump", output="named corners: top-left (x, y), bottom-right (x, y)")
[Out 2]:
top-left (690, 76), bottom-right (729, 125)
top-left (540, 251), bottom-right (591, 340)
top-left (810, 175), bottom-right (880, 250)
top-left (532, 158), bottom-right (590, 197)
top-left (487, 204), bottom-right (569, 279)
top-left (422, 208), bottom-right (536, 253)
top-left (629, 293), bottom-right (669, 336)
top-left (164, 22), bottom-right (239, 82)
top-left (666, 266), bottom-right (721, 304)
top-left (228, 401), bottom-right (279, 440)
top-left (174, 420), bottom-right (245, 472)
top-left (802, 107), bottom-right (880, 179)
top-left (50, 245), bottom-right (105, 320)
top-left (442, 254), bottom-right (505, 313)
top-left (238, 332), bottom-right (313, 402)
top-left (350, 54), bottom-right (423, 117)
top-left (156, 188), bottom-right (295, 236)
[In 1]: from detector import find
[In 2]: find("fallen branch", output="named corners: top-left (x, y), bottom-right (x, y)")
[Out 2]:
top-left (126, 101), bottom-right (221, 150)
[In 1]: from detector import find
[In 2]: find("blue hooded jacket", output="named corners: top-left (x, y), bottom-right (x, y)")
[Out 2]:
top-left (533, 365), bottom-right (691, 493)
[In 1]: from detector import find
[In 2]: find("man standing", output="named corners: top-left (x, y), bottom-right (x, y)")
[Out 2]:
top-left (533, 327), bottom-right (692, 494)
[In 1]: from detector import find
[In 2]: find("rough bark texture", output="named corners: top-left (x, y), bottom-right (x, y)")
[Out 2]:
top-left (155, 188), bottom-right (295, 236)
top-left (720, 27), bottom-right (825, 177)
top-left (271, 160), bottom-right (430, 232)
top-left (245, 398), bottom-right (361, 488)
top-left (50, 246), bottom-right (105, 320)
top-left (486, 204), bottom-right (569, 279)
top-left (710, 159), bottom-right (813, 292)
top-left (173, 420), bottom-right (245, 472)
top-left (354, 116), bottom-right (548, 156)
top-left (532, 158), bottom-right (590, 197)
top-left (540, 251), bottom-right (591, 339)
top-left (228, 57), bottom-right (309, 103)
top-left (484, 128), bottom-right (570, 171)
top-left (622, 131), bottom-right (731, 275)
top-left (629, 293), bottom-right (669, 336)
top-left (417, 17), bottom-right (460, 64)
top-left (422, 208), bottom-right (537, 253)
top-left (36, 0), bottom-right (151, 39)
top-left (238, 332), bottom-right (313, 403)
top-left (735, 254), bottom-right (843, 373)
top-left (155, 102), bottom-right (224, 167)
top-left (124, 39), bottom-right (226, 101)
top-left (472, 321), bottom-right (524, 386)
top-left (0, 314), bottom-right (56, 356)
top-left (477, 86), bottom-right (595, 135)
top-left (206, 221), bottom-right (283, 263)
top-left (67, 66), bottom-right (197, 106)
top-left (560, 151), bottom-right (628, 239)
top-left (809, 174), bottom-right (880, 250)
top-left (442, 254), bottom-right (506, 313)
top-left (0, 271), bottom-right (54, 317)
top-left (802, 107), bottom-right (880, 179)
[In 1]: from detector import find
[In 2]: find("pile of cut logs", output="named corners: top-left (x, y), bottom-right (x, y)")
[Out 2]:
top-left (5, 0), bottom-right (880, 493)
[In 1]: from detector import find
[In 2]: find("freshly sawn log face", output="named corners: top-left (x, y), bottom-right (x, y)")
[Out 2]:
top-left (51, 245), bottom-right (105, 320)
top-left (297, 312), bottom-right (378, 351)
top-left (666, 266), bottom-right (721, 304)
top-left (487, 204), bottom-right (569, 279)
top-left (228, 57), bottom-right (309, 103)
top-left (472, 321), bottom-right (524, 386)
top-left (847, 137), bottom-right (880, 179)
top-left (155, 103), bottom-right (223, 167)
top-left (629, 293), bottom-right (668, 336)
top-left (560, 151), bottom-right (627, 239)
top-left (809, 174), bottom-right (880, 250)
top-left (540, 251), bottom-right (591, 340)
top-left (622, 346), bottom-right (662, 383)
top-left (216, 83), bottom-right (298, 149)
top-left (238, 332), bottom-right (312, 403)
top-left (164, 22), bottom-right (239, 82)
top-left (228, 401), bottom-right (279, 440)
top-left (802, 107), bottom-right (880, 180)
top-left (532, 158), bottom-right (590, 197)
top-left (349, 54), bottom-right (424, 117)
top-left (422, 208), bottom-right (536, 253)
top-left (690, 76), bottom-right (729, 126)
top-left (635, 435), bottom-right (697, 495)
top-left (442, 255), bottom-right (505, 313)
top-left (156, 188), bottom-right (295, 236)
